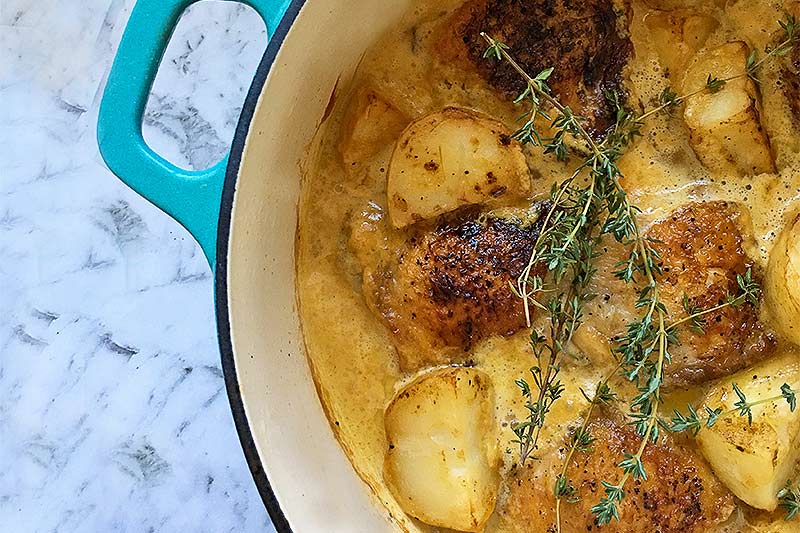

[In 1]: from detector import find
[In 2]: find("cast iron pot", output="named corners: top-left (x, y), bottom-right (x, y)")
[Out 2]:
top-left (97, 0), bottom-right (411, 530)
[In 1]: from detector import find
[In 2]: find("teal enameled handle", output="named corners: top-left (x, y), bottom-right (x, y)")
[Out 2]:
top-left (97, 0), bottom-right (291, 267)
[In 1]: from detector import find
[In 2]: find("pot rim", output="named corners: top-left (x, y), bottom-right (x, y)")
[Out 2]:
top-left (214, 1), bottom-right (306, 530)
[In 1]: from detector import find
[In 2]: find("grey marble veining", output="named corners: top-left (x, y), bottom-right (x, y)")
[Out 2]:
top-left (0, 0), bottom-right (275, 531)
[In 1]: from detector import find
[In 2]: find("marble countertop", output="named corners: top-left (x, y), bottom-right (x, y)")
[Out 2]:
top-left (1, 0), bottom-right (275, 530)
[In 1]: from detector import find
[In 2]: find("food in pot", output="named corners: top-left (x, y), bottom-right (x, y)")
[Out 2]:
top-left (383, 366), bottom-right (499, 532)
top-left (296, 0), bottom-right (800, 531)
top-left (696, 350), bottom-right (800, 511)
top-left (387, 107), bottom-right (531, 228)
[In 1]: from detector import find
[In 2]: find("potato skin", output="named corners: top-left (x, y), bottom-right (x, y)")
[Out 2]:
top-left (646, 201), bottom-right (776, 388)
top-left (766, 212), bottom-right (800, 346)
top-left (359, 204), bottom-right (547, 371)
top-left (383, 366), bottom-right (499, 532)
top-left (497, 411), bottom-right (734, 532)
top-left (387, 107), bottom-right (530, 228)
top-left (696, 350), bottom-right (800, 510)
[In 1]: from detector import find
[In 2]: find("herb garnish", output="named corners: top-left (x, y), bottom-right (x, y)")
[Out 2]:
top-left (481, 12), bottom-right (800, 529)
top-left (780, 483), bottom-right (800, 521)
top-left (668, 381), bottom-right (797, 435)
top-left (554, 363), bottom-right (621, 529)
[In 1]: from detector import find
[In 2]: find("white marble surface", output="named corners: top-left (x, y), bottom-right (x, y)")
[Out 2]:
top-left (0, 0), bottom-right (276, 530)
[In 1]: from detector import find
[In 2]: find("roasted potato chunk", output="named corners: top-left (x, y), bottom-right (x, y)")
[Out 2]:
top-left (357, 204), bottom-right (547, 371)
top-left (647, 201), bottom-right (776, 387)
top-left (646, 11), bottom-right (719, 82)
top-left (339, 88), bottom-right (409, 167)
top-left (497, 411), bottom-right (734, 532)
top-left (436, 0), bottom-right (632, 138)
top-left (387, 107), bottom-right (530, 228)
top-left (767, 212), bottom-right (800, 346)
top-left (696, 350), bottom-right (800, 510)
top-left (682, 42), bottom-right (775, 175)
top-left (384, 367), bottom-right (499, 532)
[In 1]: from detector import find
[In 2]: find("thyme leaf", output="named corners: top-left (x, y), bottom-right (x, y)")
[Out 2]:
top-left (479, 14), bottom-right (798, 529)
top-left (779, 483), bottom-right (800, 521)
top-left (668, 383), bottom-right (797, 436)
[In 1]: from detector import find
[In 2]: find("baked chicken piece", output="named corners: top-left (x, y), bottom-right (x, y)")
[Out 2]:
top-left (574, 201), bottom-right (775, 388)
top-left (352, 204), bottom-right (546, 371)
top-left (497, 411), bottom-right (735, 532)
top-left (648, 201), bottom-right (776, 387)
top-left (437, 0), bottom-right (633, 139)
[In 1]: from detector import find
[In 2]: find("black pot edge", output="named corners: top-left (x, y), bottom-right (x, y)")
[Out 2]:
top-left (215, 2), bottom-right (306, 531)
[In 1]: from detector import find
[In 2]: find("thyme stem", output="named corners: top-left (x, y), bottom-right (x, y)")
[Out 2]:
top-left (480, 11), bottom-right (800, 528)
top-left (481, 33), bottom-right (606, 159)
top-left (554, 362), bottom-right (622, 533)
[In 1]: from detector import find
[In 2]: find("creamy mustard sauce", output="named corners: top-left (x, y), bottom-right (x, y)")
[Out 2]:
top-left (296, 1), bottom-right (800, 531)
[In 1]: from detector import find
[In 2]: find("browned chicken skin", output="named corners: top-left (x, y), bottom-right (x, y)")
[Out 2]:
top-left (356, 205), bottom-right (546, 371)
top-left (437, 0), bottom-right (633, 138)
top-left (498, 412), bottom-right (734, 532)
top-left (647, 201), bottom-right (776, 387)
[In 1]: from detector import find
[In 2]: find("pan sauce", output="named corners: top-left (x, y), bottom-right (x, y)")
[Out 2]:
top-left (296, 0), bottom-right (800, 530)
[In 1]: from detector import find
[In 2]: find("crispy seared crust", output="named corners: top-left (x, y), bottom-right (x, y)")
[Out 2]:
top-left (436, 0), bottom-right (633, 139)
top-left (647, 201), bottom-right (776, 388)
top-left (361, 206), bottom-right (546, 371)
top-left (498, 412), bottom-right (734, 532)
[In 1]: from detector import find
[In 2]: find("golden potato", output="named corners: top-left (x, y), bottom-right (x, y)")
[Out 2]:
top-left (383, 366), bottom-right (500, 532)
top-left (339, 88), bottom-right (409, 167)
top-left (696, 350), bottom-right (800, 510)
top-left (646, 11), bottom-right (719, 81)
top-left (387, 107), bottom-right (531, 228)
top-left (682, 42), bottom-right (775, 176)
top-left (683, 14), bottom-right (720, 50)
top-left (767, 212), bottom-right (800, 346)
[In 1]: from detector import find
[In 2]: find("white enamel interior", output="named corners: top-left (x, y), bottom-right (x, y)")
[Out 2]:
top-left (225, 1), bottom-right (413, 531)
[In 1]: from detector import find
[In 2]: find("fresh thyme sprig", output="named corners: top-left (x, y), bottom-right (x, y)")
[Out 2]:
top-left (590, 268), bottom-right (768, 522)
top-left (482, 12), bottom-right (799, 527)
top-left (746, 14), bottom-right (800, 80)
top-left (676, 268), bottom-right (760, 335)
top-left (485, 32), bottom-right (615, 464)
top-left (668, 382), bottom-right (797, 435)
top-left (483, 34), bottom-right (600, 158)
top-left (552, 268), bottom-right (761, 530)
top-left (779, 483), bottom-right (800, 521)
top-left (590, 11), bottom-right (800, 174)
top-left (484, 30), bottom-right (673, 477)
top-left (590, 28), bottom-right (799, 523)
top-left (554, 364), bottom-right (620, 533)
top-left (639, 13), bottom-right (800, 125)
